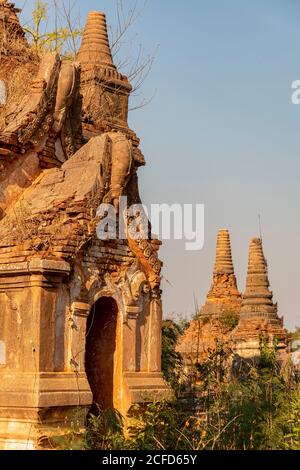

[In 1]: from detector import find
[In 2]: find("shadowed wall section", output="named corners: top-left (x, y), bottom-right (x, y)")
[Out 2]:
top-left (85, 297), bottom-right (118, 411)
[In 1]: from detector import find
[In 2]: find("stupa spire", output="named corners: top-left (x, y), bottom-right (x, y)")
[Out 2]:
top-left (214, 229), bottom-right (235, 275)
top-left (241, 237), bottom-right (275, 314)
top-left (77, 11), bottom-right (115, 69)
top-left (206, 229), bottom-right (240, 301)
top-left (232, 237), bottom-right (287, 360)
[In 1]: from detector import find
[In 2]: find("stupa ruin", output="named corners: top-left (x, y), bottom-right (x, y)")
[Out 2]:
top-left (232, 237), bottom-right (288, 360)
top-left (0, 3), bottom-right (169, 449)
top-left (177, 231), bottom-right (288, 371)
top-left (177, 229), bottom-right (242, 366)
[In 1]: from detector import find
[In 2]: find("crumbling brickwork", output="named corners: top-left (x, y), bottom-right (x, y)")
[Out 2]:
top-left (0, 4), bottom-right (169, 449)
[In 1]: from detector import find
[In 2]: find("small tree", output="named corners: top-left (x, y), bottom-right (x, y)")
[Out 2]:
top-left (161, 319), bottom-right (184, 393)
top-left (21, 0), bottom-right (156, 109)
top-left (23, 0), bottom-right (82, 56)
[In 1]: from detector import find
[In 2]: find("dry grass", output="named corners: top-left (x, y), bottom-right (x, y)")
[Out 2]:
top-left (0, 29), bottom-right (39, 130)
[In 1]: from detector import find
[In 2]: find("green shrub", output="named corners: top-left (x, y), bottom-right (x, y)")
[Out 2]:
top-left (85, 407), bottom-right (128, 450)
top-left (82, 324), bottom-right (300, 451)
top-left (161, 320), bottom-right (184, 392)
top-left (219, 310), bottom-right (239, 330)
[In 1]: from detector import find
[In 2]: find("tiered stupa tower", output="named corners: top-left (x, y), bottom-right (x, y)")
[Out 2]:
top-left (77, 11), bottom-right (115, 68)
top-left (232, 238), bottom-right (287, 359)
top-left (205, 229), bottom-right (241, 314)
top-left (78, 11), bottom-right (134, 138)
top-left (177, 229), bottom-right (242, 365)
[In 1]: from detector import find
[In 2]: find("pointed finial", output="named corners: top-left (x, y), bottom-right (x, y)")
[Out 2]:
top-left (247, 237), bottom-right (268, 275)
top-left (206, 228), bottom-right (241, 303)
top-left (213, 229), bottom-right (235, 275)
top-left (77, 11), bottom-right (115, 69)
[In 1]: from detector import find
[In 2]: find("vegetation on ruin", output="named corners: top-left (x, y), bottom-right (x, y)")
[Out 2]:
top-left (219, 310), bottom-right (239, 331)
top-left (52, 321), bottom-right (300, 451)
top-left (0, 0), bottom-right (155, 129)
top-left (161, 319), bottom-right (187, 393)
top-left (292, 327), bottom-right (300, 349)
top-left (23, 0), bottom-right (82, 56)
top-left (0, 0), bottom-right (80, 128)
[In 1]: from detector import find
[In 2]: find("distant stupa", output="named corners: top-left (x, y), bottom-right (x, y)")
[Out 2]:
top-left (176, 229), bottom-right (242, 366)
top-left (206, 229), bottom-right (241, 307)
top-left (232, 237), bottom-right (288, 360)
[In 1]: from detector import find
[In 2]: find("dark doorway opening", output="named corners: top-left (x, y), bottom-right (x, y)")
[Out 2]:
top-left (85, 297), bottom-right (118, 412)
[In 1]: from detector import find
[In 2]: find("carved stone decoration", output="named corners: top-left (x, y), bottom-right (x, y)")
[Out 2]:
top-left (127, 237), bottom-right (162, 289)
top-left (103, 131), bottom-right (133, 208)
top-left (0, 5), bottom-right (169, 449)
top-left (53, 62), bottom-right (82, 159)
top-left (121, 263), bottom-right (150, 316)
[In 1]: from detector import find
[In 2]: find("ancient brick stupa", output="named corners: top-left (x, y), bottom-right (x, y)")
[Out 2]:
top-left (177, 229), bottom-right (242, 366)
top-left (0, 6), bottom-right (169, 449)
top-left (232, 238), bottom-right (287, 360)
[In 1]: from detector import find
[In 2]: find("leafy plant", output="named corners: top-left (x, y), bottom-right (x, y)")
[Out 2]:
top-left (23, 0), bottom-right (82, 56)
top-left (161, 319), bottom-right (184, 393)
top-left (219, 310), bottom-right (239, 331)
top-left (85, 407), bottom-right (128, 450)
top-left (283, 391), bottom-right (300, 449)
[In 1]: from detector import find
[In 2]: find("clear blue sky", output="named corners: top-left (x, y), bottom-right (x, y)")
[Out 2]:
top-left (20, 1), bottom-right (300, 329)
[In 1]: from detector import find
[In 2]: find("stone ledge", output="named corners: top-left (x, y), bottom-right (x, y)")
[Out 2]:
top-left (0, 372), bottom-right (92, 408)
top-left (0, 259), bottom-right (71, 276)
top-left (123, 371), bottom-right (172, 404)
